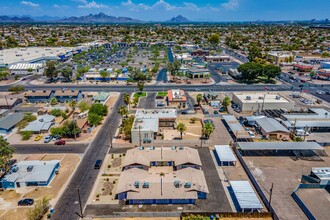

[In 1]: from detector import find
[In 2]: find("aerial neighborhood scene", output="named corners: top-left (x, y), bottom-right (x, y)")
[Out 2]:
top-left (0, 0), bottom-right (330, 220)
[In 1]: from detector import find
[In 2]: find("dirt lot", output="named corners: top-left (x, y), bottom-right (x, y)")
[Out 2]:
top-left (0, 154), bottom-right (80, 219)
top-left (243, 146), bottom-right (330, 220)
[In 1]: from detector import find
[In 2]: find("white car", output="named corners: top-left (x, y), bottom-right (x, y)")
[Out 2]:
top-left (316, 90), bottom-right (325, 95)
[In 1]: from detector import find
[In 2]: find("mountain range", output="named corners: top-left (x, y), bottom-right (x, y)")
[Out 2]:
top-left (0, 13), bottom-right (191, 23)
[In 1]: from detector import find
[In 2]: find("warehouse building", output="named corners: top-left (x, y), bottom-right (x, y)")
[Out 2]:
top-left (116, 146), bottom-right (209, 204)
top-left (0, 160), bottom-right (60, 189)
top-left (9, 63), bottom-right (44, 75)
top-left (232, 92), bottom-right (295, 113)
top-left (281, 108), bottom-right (330, 133)
top-left (222, 114), bottom-right (250, 140)
top-left (255, 117), bottom-right (290, 140)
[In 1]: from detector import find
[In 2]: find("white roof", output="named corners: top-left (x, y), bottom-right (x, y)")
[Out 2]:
top-left (237, 142), bottom-right (324, 151)
top-left (312, 167), bottom-right (330, 180)
top-left (0, 47), bottom-right (74, 65)
top-left (214, 145), bottom-right (237, 162)
top-left (9, 63), bottom-right (43, 70)
top-left (255, 117), bottom-right (289, 133)
top-left (233, 92), bottom-right (290, 104)
top-left (1, 160), bottom-right (60, 183)
top-left (230, 181), bottom-right (263, 209)
top-left (21, 114), bottom-right (55, 132)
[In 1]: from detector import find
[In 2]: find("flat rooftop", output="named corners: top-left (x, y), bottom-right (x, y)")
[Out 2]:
top-left (0, 47), bottom-right (74, 65)
top-left (234, 92), bottom-right (291, 104)
top-left (1, 160), bottom-right (60, 183)
top-left (236, 142), bottom-right (324, 151)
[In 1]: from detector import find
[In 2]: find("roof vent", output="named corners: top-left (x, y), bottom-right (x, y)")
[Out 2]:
top-left (184, 182), bottom-right (192, 188)
top-left (134, 181), bottom-right (140, 188)
top-left (174, 180), bottom-right (180, 188)
top-left (142, 182), bottom-right (149, 188)
top-left (246, 96), bottom-right (251, 100)
top-left (275, 95), bottom-right (281, 100)
top-left (27, 165), bottom-right (34, 172)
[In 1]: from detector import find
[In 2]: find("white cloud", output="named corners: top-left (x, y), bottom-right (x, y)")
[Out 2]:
top-left (221, 0), bottom-right (239, 10)
top-left (54, 4), bottom-right (68, 9)
top-left (78, 1), bottom-right (108, 9)
top-left (122, 1), bottom-right (203, 12)
top-left (20, 1), bottom-right (39, 8)
top-left (71, 0), bottom-right (87, 3)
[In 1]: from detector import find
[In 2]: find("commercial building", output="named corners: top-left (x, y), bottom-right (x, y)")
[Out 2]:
top-left (93, 92), bottom-right (110, 104)
top-left (255, 117), bottom-right (290, 140)
top-left (0, 113), bottom-right (24, 134)
top-left (8, 63), bottom-right (44, 75)
top-left (232, 92), bottom-right (295, 113)
top-left (204, 55), bottom-right (230, 63)
top-left (116, 146), bottom-right (209, 204)
top-left (21, 114), bottom-right (55, 134)
top-left (0, 160), bottom-right (60, 189)
top-left (309, 167), bottom-right (330, 185)
top-left (320, 62), bottom-right (330, 69)
top-left (214, 145), bottom-right (237, 166)
top-left (0, 47), bottom-right (75, 67)
top-left (24, 90), bottom-right (54, 103)
top-left (267, 51), bottom-right (293, 65)
top-left (293, 63), bottom-right (313, 72)
top-left (280, 108), bottom-right (330, 133)
top-left (186, 68), bottom-right (210, 79)
top-left (0, 97), bottom-right (22, 109)
top-left (167, 89), bottom-right (187, 108)
top-left (131, 109), bottom-right (177, 144)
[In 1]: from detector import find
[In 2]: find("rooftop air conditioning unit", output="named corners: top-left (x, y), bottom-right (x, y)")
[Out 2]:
top-left (275, 95), bottom-right (281, 100)
top-left (246, 96), bottom-right (251, 100)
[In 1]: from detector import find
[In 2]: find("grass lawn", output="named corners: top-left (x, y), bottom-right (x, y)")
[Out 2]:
top-left (133, 92), bottom-right (147, 98)
top-left (157, 91), bottom-right (168, 97)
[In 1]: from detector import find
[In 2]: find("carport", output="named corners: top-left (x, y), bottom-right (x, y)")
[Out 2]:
top-left (214, 145), bottom-right (237, 166)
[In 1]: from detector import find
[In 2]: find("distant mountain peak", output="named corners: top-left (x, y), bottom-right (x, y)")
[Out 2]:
top-left (0, 15), bottom-right (34, 23)
top-left (167, 15), bottom-right (190, 23)
top-left (58, 12), bottom-right (140, 23)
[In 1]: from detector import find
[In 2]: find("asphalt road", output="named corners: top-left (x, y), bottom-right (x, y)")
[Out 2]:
top-left (12, 143), bottom-right (88, 154)
top-left (51, 93), bottom-right (125, 220)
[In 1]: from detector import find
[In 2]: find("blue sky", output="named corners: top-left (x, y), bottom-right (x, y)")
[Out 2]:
top-left (1, 0), bottom-right (329, 21)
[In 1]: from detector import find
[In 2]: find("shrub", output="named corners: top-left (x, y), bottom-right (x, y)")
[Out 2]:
top-left (20, 131), bottom-right (33, 140)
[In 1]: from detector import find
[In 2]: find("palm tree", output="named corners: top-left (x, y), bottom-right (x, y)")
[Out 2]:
top-left (202, 123), bottom-right (215, 139)
top-left (196, 94), bottom-right (203, 106)
top-left (177, 123), bottom-right (187, 140)
top-left (222, 96), bottom-right (231, 111)
top-left (123, 93), bottom-right (130, 109)
top-left (50, 97), bottom-right (58, 106)
top-left (118, 106), bottom-right (129, 118)
top-left (69, 100), bottom-right (77, 112)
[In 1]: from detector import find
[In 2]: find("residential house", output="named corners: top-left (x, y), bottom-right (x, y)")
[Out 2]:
top-left (0, 97), bottom-right (22, 109)
top-left (21, 114), bottom-right (55, 134)
top-left (167, 89), bottom-right (187, 108)
top-left (0, 113), bottom-right (24, 134)
top-left (24, 90), bottom-right (53, 103)
top-left (54, 90), bottom-right (82, 102)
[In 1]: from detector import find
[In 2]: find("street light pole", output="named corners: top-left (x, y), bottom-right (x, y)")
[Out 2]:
top-left (76, 187), bottom-right (83, 218)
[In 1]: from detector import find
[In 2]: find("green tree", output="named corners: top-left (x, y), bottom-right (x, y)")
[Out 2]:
top-left (0, 136), bottom-right (14, 170)
top-left (89, 103), bottom-right (108, 116)
top-left (44, 61), bottom-right (58, 79)
top-left (177, 123), bottom-right (187, 139)
top-left (118, 106), bottom-right (129, 118)
top-left (137, 81), bottom-right (144, 94)
top-left (50, 120), bottom-right (81, 139)
top-left (78, 101), bottom-right (90, 112)
top-left (20, 131), bottom-right (33, 140)
top-left (8, 85), bottom-right (24, 94)
top-left (61, 67), bottom-right (73, 80)
top-left (88, 113), bottom-right (103, 126)
top-left (208, 33), bottom-right (220, 47)
top-left (50, 97), bottom-right (58, 106)
top-left (99, 70), bottom-right (110, 81)
top-left (321, 51), bottom-right (330, 58)
top-left (222, 96), bottom-right (231, 110)
top-left (69, 100), bottom-right (77, 112)
top-left (247, 43), bottom-right (262, 61)
top-left (237, 62), bottom-right (263, 81)
top-left (50, 108), bottom-right (63, 117)
top-left (202, 122), bottom-right (215, 139)
top-left (196, 94), bottom-right (203, 106)
top-left (123, 93), bottom-right (131, 108)
top-left (263, 64), bottom-right (281, 81)
top-left (27, 197), bottom-right (50, 220)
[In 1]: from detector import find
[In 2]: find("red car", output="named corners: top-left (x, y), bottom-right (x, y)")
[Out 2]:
top-left (54, 140), bottom-right (66, 145)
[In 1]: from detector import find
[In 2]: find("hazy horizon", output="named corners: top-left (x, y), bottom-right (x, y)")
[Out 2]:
top-left (0, 0), bottom-right (329, 22)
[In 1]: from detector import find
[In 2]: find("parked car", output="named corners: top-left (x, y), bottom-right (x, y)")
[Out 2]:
top-left (44, 135), bottom-right (53, 143)
top-left (94, 160), bottom-right (102, 169)
top-left (316, 90), bottom-right (325, 95)
top-left (181, 111), bottom-right (188, 115)
top-left (18, 198), bottom-right (34, 206)
top-left (54, 140), bottom-right (66, 145)
top-left (52, 135), bottom-right (61, 141)
top-left (34, 135), bottom-right (43, 141)
top-left (213, 110), bottom-right (219, 114)
top-left (219, 107), bottom-right (226, 112)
